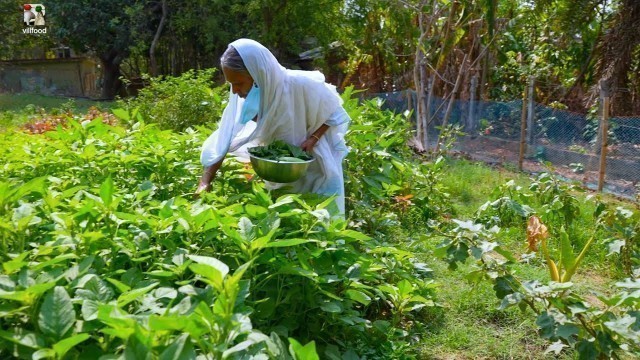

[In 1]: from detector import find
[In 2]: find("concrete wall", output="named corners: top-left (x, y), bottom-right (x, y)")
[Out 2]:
top-left (0, 58), bottom-right (98, 97)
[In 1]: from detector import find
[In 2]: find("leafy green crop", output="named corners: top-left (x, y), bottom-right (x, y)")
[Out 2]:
top-left (248, 140), bottom-right (313, 161)
top-left (0, 107), bottom-right (436, 359)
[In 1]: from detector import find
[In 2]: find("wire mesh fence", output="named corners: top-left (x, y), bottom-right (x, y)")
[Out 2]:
top-left (367, 89), bottom-right (640, 200)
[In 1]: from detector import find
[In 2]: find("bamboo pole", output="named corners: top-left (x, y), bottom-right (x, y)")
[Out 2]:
top-left (424, 74), bottom-right (435, 150)
top-left (518, 83), bottom-right (528, 171)
top-left (407, 89), bottom-right (413, 122)
top-left (598, 80), bottom-right (610, 192)
top-left (468, 75), bottom-right (478, 133)
top-left (526, 77), bottom-right (535, 144)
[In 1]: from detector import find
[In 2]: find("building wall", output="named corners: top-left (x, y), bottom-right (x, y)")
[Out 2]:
top-left (0, 58), bottom-right (98, 97)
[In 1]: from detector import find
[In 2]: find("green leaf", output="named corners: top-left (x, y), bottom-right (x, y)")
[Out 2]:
top-left (81, 300), bottom-right (100, 321)
top-left (38, 286), bottom-right (76, 340)
top-left (117, 282), bottom-right (159, 307)
top-left (124, 334), bottom-right (152, 360)
top-left (111, 108), bottom-right (130, 121)
top-left (0, 328), bottom-right (46, 348)
top-left (106, 277), bottom-right (131, 293)
top-left (320, 301), bottom-right (343, 313)
top-left (576, 340), bottom-right (598, 360)
top-left (187, 256), bottom-right (229, 289)
top-left (7, 176), bottom-right (46, 204)
top-left (0, 282), bottom-right (56, 303)
top-left (345, 289), bottom-right (371, 305)
top-left (2, 252), bottom-right (29, 274)
top-left (159, 333), bottom-right (195, 360)
top-left (607, 239), bottom-right (625, 255)
top-left (265, 238), bottom-right (315, 248)
top-left (493, 246), bottom-right (517, 263)
top-left (32, 348), bottom-right (56, 359)
top-left (556, 324), bottom-right (579, 340)
top-left (536, 312), bottom-right (556, 339)
top-left (76, 275), bottom-right (115, 302)
top-left (31, 253), bottom-right (78, 271)
top-left (338, 230), bottom-right (371, 241)
top-left (100, 174), bottom-right (114, 207)
top-left (52, 333), bottom-right (90, 358)
top-left (493, 276), bottom-right (515, 299)
top-left (559, 228), bottom-right (575, 275)
top-left (288, 338), bottom-right (320, 360)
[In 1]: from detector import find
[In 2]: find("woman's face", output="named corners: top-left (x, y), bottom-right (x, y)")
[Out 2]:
top-left (222, 67), bottom-right (253, 98)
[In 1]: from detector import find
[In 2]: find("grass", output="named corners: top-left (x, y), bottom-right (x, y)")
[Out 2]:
top-left (0, 93), bottom-right (113, 129)
top-left (0, 99), bottom-right (635, 358)
top-left (0, 93), bottom-right (112, 113)
top-left (418, 257), bottom-right (558, 360)
top-left (440, 158), bottom-right (532, 218)
top-left (415, 157), bottom-right (636, 359)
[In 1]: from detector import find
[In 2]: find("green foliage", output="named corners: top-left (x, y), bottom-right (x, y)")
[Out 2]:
top-left (117, 69), bottom-right (226, 131)
top-left (596, 204), bottom-right (640, 275)
top-left (475, 180), bottom-right (534, 227)
top-left (0, 97), bottom-right (436, 358)
top-left (248, 140), bottom-right (312, 161)
top-left (491, 0), bottom-right (604, 100)
top-left (528, 172), bottom-right (582, 229)
top-left (341, 87), bottom-right (451, 236)
top-left (432, 169), bottom-right (640, 358)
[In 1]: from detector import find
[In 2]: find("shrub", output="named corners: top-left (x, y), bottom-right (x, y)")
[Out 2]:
top-left (117, 68), bottom-right (227, 131)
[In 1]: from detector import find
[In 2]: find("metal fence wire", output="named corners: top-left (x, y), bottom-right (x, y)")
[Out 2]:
top-left (367, 90), bottom-right (640, 199)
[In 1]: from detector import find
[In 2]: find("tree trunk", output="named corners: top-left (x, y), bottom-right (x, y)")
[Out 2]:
top-left (100, 52), bottom-right (123, 100)
top-left (435, 53), bottom-right (467, 154)
top-left (596, 0), bottom-right (640, 115)
top-left (150, 0), bottom-right (168, 77)
top-left (414, 4), bottom-right (433, 150)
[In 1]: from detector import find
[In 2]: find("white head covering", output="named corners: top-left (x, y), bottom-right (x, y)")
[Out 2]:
top-left (201, 39), bottom-right (349, 213)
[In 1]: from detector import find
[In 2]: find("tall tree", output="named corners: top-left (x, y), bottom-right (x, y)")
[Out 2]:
top-left (0, 2), bottom-right (55, 60)
top-left (49, 0), bottom-right (139, 99)
top-left (241, 0), bottom-right (347, 61)
top-left (595, 0), bottom-right (640, 115)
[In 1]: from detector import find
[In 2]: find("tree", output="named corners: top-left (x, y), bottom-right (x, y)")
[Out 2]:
top-left (0, 2), bottom-right (55, 60)
top-left (595, 0), bottom-right (640, 115)
top-left (49, 0), bottom-right (140, 99)
top-left (241, 0), bottom-right (347, 61)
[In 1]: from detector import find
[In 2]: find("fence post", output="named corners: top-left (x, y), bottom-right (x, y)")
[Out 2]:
top-left (424, 74), bottom-right (435, 150)
top-left (467, 75), bottom-right (478, 133)
top-left (526, 76), bottom-right (535, 144)
top-left (407, 89), bottom-right (413, 124)
top-left (598, 80), bottom-right (610, 192)
top-left (519, 83), bottom-right (529, 171)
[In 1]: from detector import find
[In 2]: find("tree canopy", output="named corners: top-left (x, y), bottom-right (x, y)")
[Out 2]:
top-left (1, 0), bottom-right (638, 113)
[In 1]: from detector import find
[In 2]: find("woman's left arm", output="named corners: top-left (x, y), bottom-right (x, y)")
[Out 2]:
top-left (300, 123), bottom-right (330, 152)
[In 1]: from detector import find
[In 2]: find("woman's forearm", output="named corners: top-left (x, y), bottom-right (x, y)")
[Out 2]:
top-left (198, 158), bottom-right (224, 190)
top-left (301, 124), bottom-right (330, 152)
top-left (310, 124), bottom-right (330, 140)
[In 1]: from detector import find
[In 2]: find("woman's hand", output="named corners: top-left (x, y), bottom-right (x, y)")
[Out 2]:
top-left (300, 136), bottom-right (319, 152)
top-left (194, 181), bottom-right (211, 199)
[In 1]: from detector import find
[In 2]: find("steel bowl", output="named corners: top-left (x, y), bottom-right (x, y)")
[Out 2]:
top-left (248, 153), bottom-right (315, 183)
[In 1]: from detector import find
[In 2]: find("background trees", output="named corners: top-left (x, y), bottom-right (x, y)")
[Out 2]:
top-left (1, 0), bottom-right (638, 114)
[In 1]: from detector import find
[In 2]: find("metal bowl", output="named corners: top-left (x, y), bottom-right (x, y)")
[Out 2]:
top-left (248, 154), bottom-right (315, 183)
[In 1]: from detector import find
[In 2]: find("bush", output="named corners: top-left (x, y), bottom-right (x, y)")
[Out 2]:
top-left (117, 68), bottom-right (227, 131)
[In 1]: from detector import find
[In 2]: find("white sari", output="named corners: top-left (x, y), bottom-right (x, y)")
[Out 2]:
top-left (200, 39), bottom-right (350, 214)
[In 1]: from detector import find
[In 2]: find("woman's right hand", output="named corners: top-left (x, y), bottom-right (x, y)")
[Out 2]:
top-left (194, 182), bottom-right (211, 199)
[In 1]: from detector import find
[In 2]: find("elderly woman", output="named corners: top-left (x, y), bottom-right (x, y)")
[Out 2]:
top-left (198, 39), bottom-right (350, 214)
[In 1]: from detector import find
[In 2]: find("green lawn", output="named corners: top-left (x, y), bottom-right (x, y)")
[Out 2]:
top-left (416, 157), bottom-right (633, 359)
top-left (0, 93), bottom-right (113, 129)
top-left (0, 93), bottom-right (112, 113)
